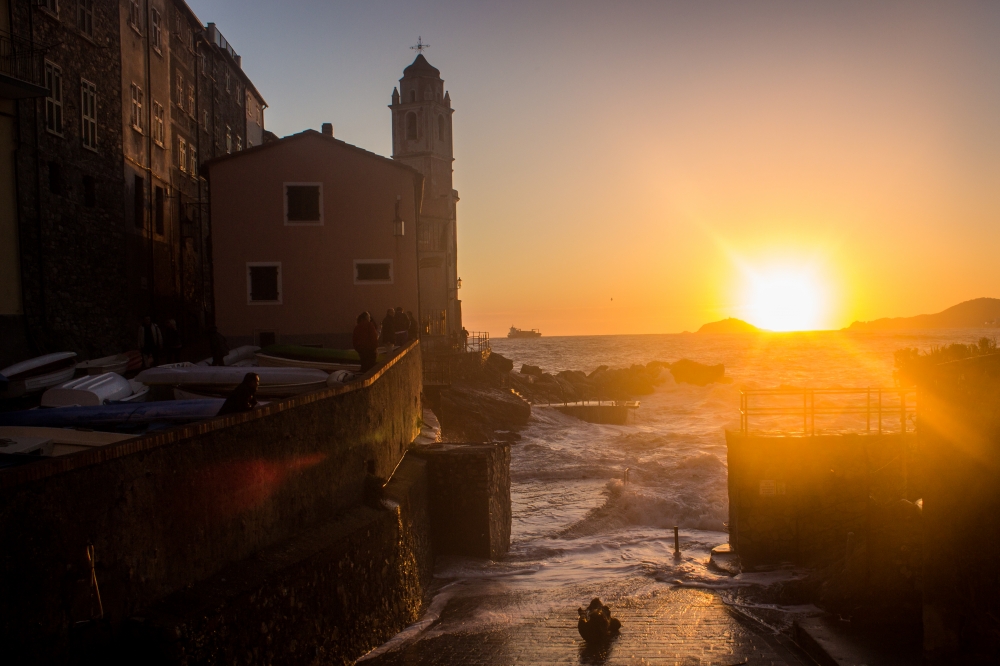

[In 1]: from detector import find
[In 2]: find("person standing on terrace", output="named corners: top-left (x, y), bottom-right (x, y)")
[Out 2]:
top-left (353, 312), bottom-right (380, 372)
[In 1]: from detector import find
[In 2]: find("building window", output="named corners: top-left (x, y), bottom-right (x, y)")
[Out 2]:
top-left (133, 174), bottom-right (145, 229)
top-left (83, 175), bottom-right (96, 207)
top-left (77, 0), bottom-right (93, 37)
top-left (81, 80), bottom-right (97, 150)
top-left (154, 186), bottom-right (164, 235)
top-left (130, 83), bottom-right (143, 132)
top-left (151, 9), bottom-right (162, 52)
top-left (225, 125), bottom-right (231, 153)
top-left (44, 62), bottom-right (63, 135)
top-left (354, 260), bottom-right (393, 284)
top-left (175, 72), bottom-right (184, 110)
top-left (152, 102), bottom-right (164, 146)
top-left (187, 84), bottom-right (195, 116)
top-left (202, 109), bottom-right (208, 128)
top-left (247, 263), bottom-right (282, 304)
top-left (129, 0), bottom-right (141, 34)
top-left (437, 115), bottom-right (445, 141)
top-left (40, 0), bottom-right (58, 16)
top-left (283, 183), bottom-right (322, 225)
top-left (200, 53), bottom-right (206, 75)
top-left (405, 112), bottom-right (417, 141)
top-left (235, 135), bottom-right (242, 152)
top-left (189, 148), bottom-right (197, 177)
top-left (224, 69), bottom-right (230, 93)
top-left (255, 330), bottom-right (277, 347)
top-left (178, 137), bottom-right (187, 172)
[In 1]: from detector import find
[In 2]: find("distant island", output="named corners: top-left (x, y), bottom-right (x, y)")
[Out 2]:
top-left (846, 297), bottom-right (1000, 331)
top-left (696, 318), bottom-right (764, 334)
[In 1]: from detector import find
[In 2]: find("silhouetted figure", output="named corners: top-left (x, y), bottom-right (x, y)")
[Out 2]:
top-left (380, 309), bottom-right (395, 346)
top-left (353, 311), bottom-right (379, 372)
top-left (162, 319), bottom-right (182, 363)
top-left (217, 373), bottom-right (259, 416)
top-left (577, 598), bottom-right (621, 643)
top-left (393, 306), bottom-right (410, 346)
top-left (363, 459), bottom-right (386, 509)
top-left (461, 326), bottom-right (470, 350)
top-left (406, 310), bottom-right (419, 342)
top-left (137, 316), bottom-right (162, 369)
top-left (207, 326), bottom-right (229, 366)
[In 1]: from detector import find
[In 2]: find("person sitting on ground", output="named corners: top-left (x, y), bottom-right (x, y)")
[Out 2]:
top-left (137, 315), bottom-right (163, 368)
top-left (353, 311), bottom-right (380, 372)
top-left (406, 311), bottom-right (419, 342)
top-left (207, 326), bottom-right (229, 366)
top-left (162, 318), bottom-right (183, 363)
top-left (380, 309), bottom-right (395, 346)
top-left (217, 372), bottom-right (259, 416)
top-left (393, 306), bottom-right (410, 346)
top-left (577, 597), bottom-right (621, 643)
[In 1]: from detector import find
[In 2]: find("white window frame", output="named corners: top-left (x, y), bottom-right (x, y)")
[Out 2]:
top-left (80, 79), bottom-right (97, 151)
top-left (187, 83), bottom-right (195, 117)
top-left (189, 148), bottom-right (197, 177)
top-left (130, 83), bottom-right (143, 133)
top-left (77, 0), bottom-right (94, 38)
top-left (178, 137), bottom-right (187, 172)
top-left (353, 259), bottom-right (394, 285)
top-left (151, 9), bottom-right (162, 52)
top-left (175, 72), bottom-right (184, 110)
top-left (44, 61), bottom-right (63, 135)
top-left (246, 262), bottom-right (282, 305)
top-left (225, 125), bottom-right (231, 153)
top-left (235, 135), bottom-right (242, 152)
top-left (129, 0), bottom-right (141, 34)
top-left (152, 102), bottom-right (164, 146)
top-left (283, 182), bottom-right (323, 226)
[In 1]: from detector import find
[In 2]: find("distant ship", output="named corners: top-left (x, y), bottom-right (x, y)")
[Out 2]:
top-left (508, 326), bottom-right (541, 339)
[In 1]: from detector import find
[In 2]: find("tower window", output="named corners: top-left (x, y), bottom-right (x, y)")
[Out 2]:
top-left (405, 112), bottom-right (417, 141)
top-left (437, 115), bottom-right (445, 141)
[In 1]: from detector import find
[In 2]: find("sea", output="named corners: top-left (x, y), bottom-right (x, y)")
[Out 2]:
top-left (366, 329), bottom-right (995, 658)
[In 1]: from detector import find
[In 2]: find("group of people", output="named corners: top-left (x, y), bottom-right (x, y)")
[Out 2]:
top-left (353, 306), bottom-right (419, 372)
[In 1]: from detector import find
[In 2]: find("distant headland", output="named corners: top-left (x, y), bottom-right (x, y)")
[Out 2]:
top-left (846, 297), bottom-right (1000, 331)
top-left (696, 318), bottom-right (764, 334)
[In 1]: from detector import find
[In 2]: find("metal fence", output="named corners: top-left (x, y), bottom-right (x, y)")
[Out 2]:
top-left (464, 331), bottom-right (490, 353)
top-left (739, 387), bottom-right (918, 435)
top-left (0, 30), bottom-right (45, 90)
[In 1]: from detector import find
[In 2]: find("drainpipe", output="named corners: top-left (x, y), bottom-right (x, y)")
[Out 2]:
top-left (28, 3), bottom-right (47, 350)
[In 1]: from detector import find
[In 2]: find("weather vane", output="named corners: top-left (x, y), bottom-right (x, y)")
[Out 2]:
top-left (410, 36), bottom-right (430, 54)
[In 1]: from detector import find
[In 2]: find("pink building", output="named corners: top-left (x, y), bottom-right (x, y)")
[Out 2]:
top-left (205, 128), bottom-right (423, 347)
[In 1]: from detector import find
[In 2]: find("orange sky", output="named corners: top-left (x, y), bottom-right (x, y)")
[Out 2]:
top-left (191, 0), bottom-right (1000, 334)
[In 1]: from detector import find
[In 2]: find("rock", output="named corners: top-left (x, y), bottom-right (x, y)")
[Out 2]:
top-left (437, 383), bottom-right (531, 441)
top-left (520, 364), bottom-right (543, 376)
top-left (486, 352), bottom-right (514, 374)
top-left (669, 359), bottom-right (726, 386)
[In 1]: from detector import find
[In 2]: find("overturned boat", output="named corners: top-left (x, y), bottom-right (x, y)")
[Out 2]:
top-left (0, 353), bottom-right (77, 397)
top-left (136, 366), bottom-right (329, 398)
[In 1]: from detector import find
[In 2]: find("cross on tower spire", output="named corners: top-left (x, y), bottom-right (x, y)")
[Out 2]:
top-left (410, 36), bottom-right (430, 54)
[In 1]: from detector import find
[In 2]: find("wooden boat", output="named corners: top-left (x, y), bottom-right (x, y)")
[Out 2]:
top-left (0, 426), bottom-right (135, 457)
top-left (41, 373), bottom-right (133, 407)
top-left (0, 400), bottom-right (225, 428)
top-left (0, 352), bottom-right (78, 397)
top-left (75, 353), bottom-right (130, 376)
top-left (256, 344), bottom-right (363, 371)
top-left (256, 353), bottom-right (360, 372)
top-left (137, 366), bottom-right (329, 397)
top-left (507, 326), bottom-right (542, 339)
top-left (195, 345), bottom-right (261, 367)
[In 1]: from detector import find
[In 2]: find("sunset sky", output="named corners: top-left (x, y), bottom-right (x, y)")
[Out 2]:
top-left (188, 0), bottom-right (1000, 335)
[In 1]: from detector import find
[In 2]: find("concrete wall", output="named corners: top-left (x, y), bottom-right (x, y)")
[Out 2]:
top-left (207, 131), bottom-right (423, 346)
top-left (412, 442), bottom-right (511, 560)
top-left (726, 432), bottom-right (921, 608)
top-left (0, 341), bottom-right (422, 663)
top-left (917, 353), bottom-right (1000, 663)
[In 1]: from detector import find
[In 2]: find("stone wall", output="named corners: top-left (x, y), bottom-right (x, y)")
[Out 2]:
top-left (411, 442), bottom-right (511, 560)
top-left (0, 342), bottom-right (421, 663)
top-left (917, 353), bottom-right (1000, 663)
top-left (726, 432), bottom-right (922, 615)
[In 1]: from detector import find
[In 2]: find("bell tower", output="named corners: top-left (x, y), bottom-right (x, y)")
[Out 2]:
top-left (390, 52), bottom-right (460, 337)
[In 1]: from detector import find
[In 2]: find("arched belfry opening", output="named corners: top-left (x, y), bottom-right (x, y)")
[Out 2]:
top-left (405, 112), bottom-right (418, 140)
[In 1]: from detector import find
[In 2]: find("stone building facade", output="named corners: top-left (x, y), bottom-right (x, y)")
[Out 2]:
top-left (3, 0), bottom-right (265, 365)
top-left (390, 54), bottom-right (461, 337)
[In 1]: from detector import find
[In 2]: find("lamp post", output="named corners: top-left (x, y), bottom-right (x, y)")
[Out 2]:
top-left (456, 277), bottom-right (462, 289)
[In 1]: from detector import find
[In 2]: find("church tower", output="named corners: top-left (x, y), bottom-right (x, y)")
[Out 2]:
top-left (390, 53), bottom-right (460, 337)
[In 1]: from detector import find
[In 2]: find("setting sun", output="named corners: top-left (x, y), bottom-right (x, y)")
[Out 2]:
top-left (745, 268), bottom-right (826, 331)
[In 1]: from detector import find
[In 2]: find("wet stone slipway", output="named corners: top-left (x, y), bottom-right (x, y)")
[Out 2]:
top-left (359, 579), bottom-right (815, 665)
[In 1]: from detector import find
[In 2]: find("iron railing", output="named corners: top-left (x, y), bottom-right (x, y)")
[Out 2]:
top-left (0, 29), bottom-right (46, 92)
top-left (463, 331), bottom-right (490, 353)
top-left (739, 387), bottom-right (917, 435)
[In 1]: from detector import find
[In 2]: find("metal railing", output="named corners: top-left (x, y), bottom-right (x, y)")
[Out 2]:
top-left (739, 387), bottom-right (917, 435)
top-left (0, 30), bottom-right (45, 91)
top-left (463, 331), bottom-right (490, 353)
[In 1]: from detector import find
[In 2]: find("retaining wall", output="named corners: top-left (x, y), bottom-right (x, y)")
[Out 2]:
top-left (0, 341), bottom-right (422, 663)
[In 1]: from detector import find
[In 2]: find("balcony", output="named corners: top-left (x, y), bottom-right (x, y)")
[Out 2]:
top-left (0, 30), bottom-right (47, 99)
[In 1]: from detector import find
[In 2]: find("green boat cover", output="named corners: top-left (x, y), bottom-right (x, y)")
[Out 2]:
top-left (260, 345), bottom-right (361, 363)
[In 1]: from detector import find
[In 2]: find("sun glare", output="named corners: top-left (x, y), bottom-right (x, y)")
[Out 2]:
top-left (745, 268), bottom-right (826, 331)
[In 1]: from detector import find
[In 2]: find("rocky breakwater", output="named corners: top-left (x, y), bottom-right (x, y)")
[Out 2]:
top-left (428, 351), bottom-right (728, 441)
